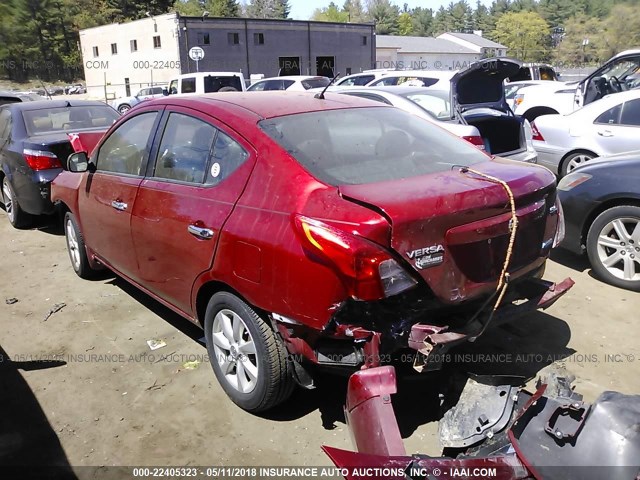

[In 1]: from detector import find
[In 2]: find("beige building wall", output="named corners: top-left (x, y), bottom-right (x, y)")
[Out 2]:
top-left (79, 13), bottom-right (181, 100)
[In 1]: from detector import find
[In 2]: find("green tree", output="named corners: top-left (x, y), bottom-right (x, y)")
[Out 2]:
top-left (343, 0), bottom-right (368, 22)
top-left (174, 0), bottom-right (203, 16)
top-left (493, 11), bottom-right (551, 61)
top-left (366, 0), bottom-right (399, 34)
top-left (599, 4), bottom-right (640, 60)
top-left (554, 13), bottom-right (603, 65)
top-left (410, 7), bottom-right (433, 36)
top-left (472, 0), bottom-right (492, 34)
top-left (311, 2), bottom-right (349, 22)
top-left (448, 0), bottom-right (473, 32)
top-left (398, 11), bottom-right (413, 35)
top-left (432, 6), bottom-right (452, 35)
top-left (246, 0), bottom-right (290, 19)
top-left (205, 0), bottom-right (240, 16)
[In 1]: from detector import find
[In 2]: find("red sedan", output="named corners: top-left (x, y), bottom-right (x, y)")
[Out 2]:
top-left (52, 92), bottom-right (571, 412)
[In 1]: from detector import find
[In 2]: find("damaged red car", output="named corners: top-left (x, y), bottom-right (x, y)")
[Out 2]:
top-left (52, 92), bottom-right (572, 412)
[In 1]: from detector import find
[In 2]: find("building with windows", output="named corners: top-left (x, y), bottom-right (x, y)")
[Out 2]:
top-left (437, 32), bottom-right (508, 58)
top-left (78, 14), bottom-right (376, 99)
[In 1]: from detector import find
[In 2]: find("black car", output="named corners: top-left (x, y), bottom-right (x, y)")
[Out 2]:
top-left (558, 152), bottom-right (640, 291)
top-left (0, 100), bottom-right (119, 228)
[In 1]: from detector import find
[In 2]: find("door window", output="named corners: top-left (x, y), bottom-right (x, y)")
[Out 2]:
top-left (338, 74), bottom-right (374, 86)
top-left (96, 112), bottom-right (158, 175)
top-left (595, 104), bottom-right (622, 125)
top-left (206, 130), bottom-right (248, 185)
top-left (620, 99), bottom-right (640, 126)
top-left (182, 77), bottom-right (196, 94)
top-left (154, 113), bottom-right (216, 183)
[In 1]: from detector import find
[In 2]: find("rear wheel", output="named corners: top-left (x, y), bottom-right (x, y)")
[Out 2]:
top-left (2, 176), bottom-right (31, 228)
top-left (117, 104), bottom-right (131, 114)
top-left (586, 206), bottom-right (640, 291)
top-left (204, 292), bottom-right (295, 412)
top-left (561, 151), bottom-right (596, 177)
top-left (218, 86), bottom-right (238, 92)
top-left (64, 212), bottom-right (96, 279)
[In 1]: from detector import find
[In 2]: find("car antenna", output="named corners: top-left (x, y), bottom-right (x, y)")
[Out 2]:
top-left (37, 76), bottom-right (52, 100)
top-left (314, 71), bottom-right (340, 100)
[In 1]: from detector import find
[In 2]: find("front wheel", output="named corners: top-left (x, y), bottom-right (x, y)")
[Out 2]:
top-left (204, 292), bottom-right (295, 412)
top-left (64, 212), bottom-right (96, 279)
top-left (586, 206), bottom-right (640, 291)
top-left (2, 176), bottom-right (31, 228)
top-left (561, 151), bottom-right (595, 177)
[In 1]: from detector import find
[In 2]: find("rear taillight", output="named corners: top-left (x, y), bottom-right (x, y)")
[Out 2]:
top-left (462, 135), bottom-right (486, 150)
top-left (294, 215), bottom-right (417, 301)
top-left (531, 122), bottom-right (545, 142)
top-left (23, 149), bottom-right (62, 170)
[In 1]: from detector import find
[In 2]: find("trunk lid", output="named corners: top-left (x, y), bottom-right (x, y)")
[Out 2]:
top-left (339, 159), bottom-right (558, 303)
top-left (451, 58), bottom-right (522, 113)
top-left (24, 133), bottom-right (75, 169)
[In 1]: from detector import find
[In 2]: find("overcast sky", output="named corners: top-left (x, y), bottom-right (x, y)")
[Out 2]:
top-left (288, 0), bottom-right (488, 20)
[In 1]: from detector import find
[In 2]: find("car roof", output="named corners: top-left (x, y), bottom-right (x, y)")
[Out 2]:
top-left (345, 86), bottom-right (449, 95)
top-left (378, 70), bottom-right (455, 78)
top-left (146, 91), bottom-right (384, 119)
top-left (8, 99), bottom-right (112, 111)
top-left (254, 76), bottom-right (325, 81)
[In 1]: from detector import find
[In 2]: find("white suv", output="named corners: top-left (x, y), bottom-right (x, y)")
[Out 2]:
top-left (165, 72), bottom-right (247, 96)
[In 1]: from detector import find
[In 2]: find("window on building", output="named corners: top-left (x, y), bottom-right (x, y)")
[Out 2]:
top-left (111, 43), bottom-right (118, 55)
top-left (228, 32), bottom-right (239, 45)
top-left (346, 67), bottom-right (352, 75)
top-left (362, 36), bottom-right (367, 46)
top-left (92, 46), bottom-right (99, 58)
top-left (254, 33), bottom-right (264, 45)
top-left (154, 22), bottom-right (158, 33)
top-left (197, 32), bottom-right (210, 45)
top-left (130, 39), bottom-right (138, 52)
top-left (153, 36), bottom-right (162, 49)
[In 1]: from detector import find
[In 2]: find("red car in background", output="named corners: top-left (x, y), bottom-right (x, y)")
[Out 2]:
top-left (52, 92), bottom-right (572, 412)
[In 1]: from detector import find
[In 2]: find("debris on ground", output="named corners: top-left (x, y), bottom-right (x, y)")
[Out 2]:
top-left (182, 360), bottom-right (200, 370)
top-left (43, 303), bottom-right (66, 321)
top-left (5, 298), bottom-right (18, 305)
top-left (146, 339), bottom-right (167, 351)
top-left (145, 379), bottom-right (168, 391)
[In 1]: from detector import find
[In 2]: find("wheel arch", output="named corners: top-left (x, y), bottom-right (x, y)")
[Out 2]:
top-left (194, 280), bottom-right (268, 330)
top-left (523, 106), bottom-right (559, 122)
top-left (580, 197), bottom-right (640, 249)
top-left (559, 149), bottom-right (599, 175)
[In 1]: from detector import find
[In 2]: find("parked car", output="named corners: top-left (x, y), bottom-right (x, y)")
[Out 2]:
top-left (449, 58), bottom-right (537, 163)
top-left (514, 49), bottom-right (640, 121)
top-left (247, 75), bottom-right (331, 92)
top-left (0, 100), bottom-right (119, 228)
top-left (333, 87), bottom-right (486, 148)
top-left (111, 86), bottom-right (164, 114)
top-left (53, 92), bottom-right (569, 412)
top-left (505, 80), bottom-right (553, 110)
top-left (64, 83), bottom-right (86, 95)
top-left (334, 70), bottom-right (390, 87)
top-left (506, 63), bottom-right (559, 82)
top-left (366, 70), bottom-right (455, 88)
top-left (165, 72), bottom-right (247, 95)
top-left (558, 151), bottom-right (640, 291)
top-left (0, 91), bottom-right (45, 106)
top-left (532, 90), bottom-right (640, 176)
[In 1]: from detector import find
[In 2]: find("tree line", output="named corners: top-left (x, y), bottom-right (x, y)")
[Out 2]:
top-left (0, 0), bottom-right (638, 83)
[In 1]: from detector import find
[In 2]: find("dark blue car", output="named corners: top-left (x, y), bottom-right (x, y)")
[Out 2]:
top-left (0, 100), bottom-right (118, 228)
top-left (558, 151), bottom-right (640, 291)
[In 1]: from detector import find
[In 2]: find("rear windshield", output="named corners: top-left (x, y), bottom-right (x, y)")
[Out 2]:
top-left (508, 67), bottom-right (532, 82)
top-left (402, 90), bottom-right (452, 119)
top-left (301, 77), bottom-right (331, 90)
top-left (203, 75), bottom-right (243, 92)
top-left (23, 105), bottom-right (119, 135)
top-left (260, 107), bottom-right (487, 186)
top-left (0, 96), bottom-right (23, 106)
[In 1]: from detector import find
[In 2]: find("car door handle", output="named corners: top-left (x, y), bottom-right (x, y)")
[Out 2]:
top-left (188, 224), bottom-right (214, 240)
top-left (111, 200), bottom-right (127, 211)
top-left (597, 130), bottom-right (613, 137)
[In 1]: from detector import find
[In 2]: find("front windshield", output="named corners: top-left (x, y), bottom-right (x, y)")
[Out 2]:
top-left (402, 90), bottom-right (452, 119)
top-left (260, 107), bottom-right (487, 186)
top-left (598, 59), bottom-right (640, 81)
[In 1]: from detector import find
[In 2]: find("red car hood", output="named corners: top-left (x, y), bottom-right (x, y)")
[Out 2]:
top-left (339, 158), bottom-right (558, 303)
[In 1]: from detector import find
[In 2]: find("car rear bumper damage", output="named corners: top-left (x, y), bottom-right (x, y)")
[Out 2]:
top-left (273, 276), bottom-right (574, 376)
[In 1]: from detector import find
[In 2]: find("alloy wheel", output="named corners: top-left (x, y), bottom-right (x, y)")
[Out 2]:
top-left (596, 217), bottom-right (640, 282)
top-left (566, 154), bottom-right (593, 173)
top-left (2, 178), bottom-right (15, 224)
top-left (211, 309), bottom-right (259, 394)
top-left (66, 218), bottom-right (81, 271)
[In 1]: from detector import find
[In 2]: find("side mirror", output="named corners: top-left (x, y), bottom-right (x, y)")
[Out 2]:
top-left (67, 152), bottom-right (89, 172)
top-left (162, 87), bottom-right (169, 96)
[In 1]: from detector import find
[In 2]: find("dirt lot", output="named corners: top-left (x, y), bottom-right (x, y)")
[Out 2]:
top-left (0, 214), bottom-right (639, 475)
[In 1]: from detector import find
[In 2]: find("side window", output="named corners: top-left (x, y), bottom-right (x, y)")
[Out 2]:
top-left (168, 80), bottom-right (178, 95)
top-left (248, 81), bottom-right (266, 91)
top-left (539, 67), bottom-right (557, 81)
top-left (595, 104), bottom-right (622, 125)
top-left (354, 75), bottom-right (375, 86)
top-left (373, 77), bottom-right (399, 86)
top-left (182, 77), bottom-right (196, 94)
top-left (139, 89), bottom-right (149, 96)
top-left (206, 130), bottom-right (248, 185)
top-left (620, 99), bottom-right (640, 126)
top-left (96, 112), bottom-right (158, 175)
top-left (0, 110), bottom-right (10, 142)
top-left (154, 113), bottom-right (215, 183)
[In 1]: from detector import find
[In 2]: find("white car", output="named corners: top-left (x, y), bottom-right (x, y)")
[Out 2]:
top-left (532, 89), bottom-right (640, 176)
top-left (333, 87), bottom-right (486, 148)
top-left (514, 49), bottom-right (640, 121)
top-left (335, 70), bottom-right (455, 89)
top-left (247, 75), bottom-right (331, 91)
top-left (505, 80), bottom-right (555, 110)
top-left (111, 86), bottom-right (164, 114)
top-left (334, 70), bottom-right (390, 87)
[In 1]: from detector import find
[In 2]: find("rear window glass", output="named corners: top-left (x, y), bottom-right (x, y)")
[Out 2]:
top-left (23, 106), bottom-right (119, 135)
top-left (203, 75), bottom-right (243, 92)
top-left (260, 107), bottom-right (487, 186)
top-left (0, 96), bottom-right (23, 106)
top-left (302, 77), bottom-right (331, 90)
top-left (403, 91), bottom-right (451, 119)
top-left (508, 67), bottom-right (532, 82)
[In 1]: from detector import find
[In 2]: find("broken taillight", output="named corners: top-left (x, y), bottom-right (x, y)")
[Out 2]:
top-left (23, 149), bottom-right (62, 170)
top-left (531, 122), bottom-right (545, 142)
top-left (293, 215), bottom-right (417, 301)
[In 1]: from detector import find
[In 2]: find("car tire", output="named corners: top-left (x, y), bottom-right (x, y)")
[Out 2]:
top-left (64, 212), bottom-right (95, 279)
top-left (560, 151), bottom-right (596, 177)
top-left (204, 292), bottom-right (295, 412)
top-left (586, 205), bottom-right (640, 292)
top-left (2, 176), bottom-right (31, 229)
top-left (218, 87), bottom-right (238, 92)
top-left (117, 104), bottom-right (131, 114)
